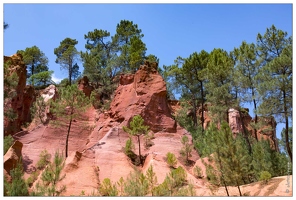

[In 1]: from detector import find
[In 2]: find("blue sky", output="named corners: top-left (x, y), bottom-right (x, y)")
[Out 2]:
top-left (2, 3), bottom-right (293, 139)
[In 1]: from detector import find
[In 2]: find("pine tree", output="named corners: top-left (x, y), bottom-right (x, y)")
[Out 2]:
top-left (81, 28), bottom-right (118, 104)
top-left (32, 151), bottom-right (66, 196)
top-left (99, 178), bottom-right (118, 196)
top-left (164, 51), bottom-right (209, 131)
top-left (251, 139), bottom-right (273, 180)
top-left (145, 165), bottom-right (158, 196)
top-left (4, 135), bottom-right (14, 155)
top-left (231, 41), bottom-right (261, 142)
top-left (50, 84), bottom-right (90, 157)
top-left (54, 38), bottom-right (80, 85)
top-left (123, 115), bottom-right (149, 166)
top-left (180, 135), bottom-right (193, 164)
top-left (4, 158), bottom-right (29, 196)
top-left (205, 48), bottom-right (237, 124)
top-left (124, 169), bottom-right (148, 196)
top-left (112, 20), bottom-right (145, 72)
top-left (17, 46), bottom-right (49, 80)
top-left (256, 25), bottom-right (292, 162)
top-left (166, 152), bottom-right (177, 168)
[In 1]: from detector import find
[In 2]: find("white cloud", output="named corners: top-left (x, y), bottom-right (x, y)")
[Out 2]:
top-left (51, 73), bottom-right (63, 84)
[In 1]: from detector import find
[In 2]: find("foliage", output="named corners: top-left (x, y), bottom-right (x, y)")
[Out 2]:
top-left (26, 171), bottom-right (39, 188)
top-left (164, 51), bottom-right (209, 130)
top-left (251, 139), bottom-right (273, 180)
top-left (124, 169), bottom-right (149, 196)
top-left (4, 61), bottom-right (18, 128)
top-left (4, 158), bottom-right (29, 196)
top-left (166, 152), bottom-right (177, 168)
top-left (123, 115), bottom-right (149, 165)
top-left (180, 135), bottom-right (193, 164)
top-left (36, 150), bottom-right (51, 170)
top-left (169, 166), bottom-right (187, 188)
top-left (17, 45), bottom-right (49, 79)
top-left (279, 127), bottom-right (292, 155)
top-left (124, 138), bottom-right (135, 157)
top-left (59, 78), bottom-right (70, 87)
top-left (4, 135), bottom-right (14, 155)
top-left (32, 151), bottom-right (66, 196)
top-left (99, 178), bottom-right (118, 196)
top-left (145, 165), bottom-right (158, 196)
top-left (50, 84), bottom-right (90, 157)
top-left (117, 177), bottom-right (125, 196)
top-left (28, 70), bottom-right (54, 87)
top-left (193, 165), bottom-right (203, 179)
top-left (205, 48), bottom-right (237, 123)
top-left (54, 37), bottom-right (80, 85)
top-left (259, 171), bottom-right (272, 184)
top-left (231, 41), bottom-right (261, 141)
top-left (113, 20), bottom-right (146, 73)
top-left (256, 25), bottom-right (292, 162)
top-left (4, 61), bottom-right (18, 100)
top-left (30, 96), bottom-right (48, 125)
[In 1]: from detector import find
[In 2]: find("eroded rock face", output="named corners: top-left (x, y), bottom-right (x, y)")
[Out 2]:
top-left (109, 62), bottom-right (176, 133)
top-left (4, 140), bottom-right (23, 181)
top-left (4, 54), bottom-right (35, 135)
top-left (228, 108), bottom-right (278, 150)
top-left (64, 151), bottom-right (82, 172)
top-left (78, 76), bottom-right (94, 97)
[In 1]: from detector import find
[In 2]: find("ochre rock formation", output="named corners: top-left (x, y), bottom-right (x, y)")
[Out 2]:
top-left (108, 62), bottom-right (176, 133)
top-left (78, 76), bottom-right (94, 97)
top-left (4, 140), bottom-right (23, 181)
top-left (4, 54), bottom-right (35, 135)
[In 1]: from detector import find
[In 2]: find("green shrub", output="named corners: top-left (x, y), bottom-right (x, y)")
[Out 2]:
top-left (259, 171), bottom-right (271, 184)
top-left (26, 171), bottom-right (39, 187)
top-left (166, 152), bottom-right (177, 168)
top-left (36, 150), bottom-right (51, 170)
top-left (124, 138), bottom-right (134, 157)
top-left (99, 178), bottom-right (118, 196)
top-left (170, 166), bottom-right (187, 187)
top-left (124, 170), bottom-right (149, 196)
top-left (4, 135), bottom-right (14, 155)
top-left (193, 165), bottom-right (203, 179)
top-left (180, 135), bottom-right (193, 164)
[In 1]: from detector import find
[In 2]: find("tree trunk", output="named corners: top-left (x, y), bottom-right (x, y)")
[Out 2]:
top-left (238, 109), bottom-right (252, 154)
top-left (253, 97), bottom-right (259, 141)
top-left (192, 98), bottom-right (198, 127)
top-left (69, 57), bottom-right (72, 85)
top-left (283, 91), bottom-right (292, 162)
top-left (236, 180), bottom-right (242, 196)
top-left (200, 81), bottom-right (205, 134)
top-left (65, 115), bottom-right (73, 158)
top-left (222, 179), bottom-right (230, 196)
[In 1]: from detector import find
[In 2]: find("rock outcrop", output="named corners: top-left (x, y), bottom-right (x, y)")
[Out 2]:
top-left (78, 76), bottom-right (94, 97)
top-left (4, 54), bottom-right (35, 135)
top-left (108, 62), bottom-right (176, 133)
top-left (4, 140), bottom-right (23, 181)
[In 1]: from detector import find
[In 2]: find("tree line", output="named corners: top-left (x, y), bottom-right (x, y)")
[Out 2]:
top-left (4, 21), bottom-right (292, 196)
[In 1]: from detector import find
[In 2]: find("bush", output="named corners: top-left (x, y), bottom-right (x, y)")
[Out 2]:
top-left (124, 138), bottom-right (134, 157)
top-left (259, 171), bottom-right (272, 184)
top-left (26, 171), bottom-right (39, 187)
top-left (99, 178), bottom-right (118, 196)
top-left (170, 166), bottom-right (187, 187)
top-left (4, 135), bottom-right (14, 155)
top-left (166, 152), bottom-right (177, 168)
top-left (36, 150), bottom-right (51, 170)
top-left (193, 165), bottom-right (203, 179)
